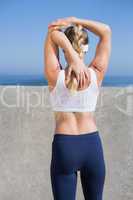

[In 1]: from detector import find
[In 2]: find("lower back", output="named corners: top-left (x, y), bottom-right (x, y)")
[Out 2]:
top-left (54, 111), bottom-right (98, 134)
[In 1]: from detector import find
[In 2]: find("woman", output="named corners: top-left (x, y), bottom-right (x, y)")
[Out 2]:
top-left (44, 16), bottom-right (111, 200)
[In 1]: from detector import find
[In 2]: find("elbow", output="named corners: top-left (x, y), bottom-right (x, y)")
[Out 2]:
top-left (104, 24), bottom-right (112, 36)
top-left (100, 24), bottom-right (112, 39)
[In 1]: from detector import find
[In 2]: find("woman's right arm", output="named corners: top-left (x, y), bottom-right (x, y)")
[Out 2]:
top-left (74, 18), bottom-right (112, 81)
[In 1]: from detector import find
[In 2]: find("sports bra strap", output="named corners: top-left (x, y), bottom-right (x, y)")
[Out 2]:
top-left (89, 67), bottom-right (98, 87)
top-left (54, 70), bottom-right (64, 89)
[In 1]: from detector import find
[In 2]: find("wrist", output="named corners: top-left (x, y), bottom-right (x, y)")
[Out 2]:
top-left (72, 18), bottom-right (85, 26)
top-left (72, 18), bottom-right (82, 26)
top-left (76, 18), bottom-right (89, 27)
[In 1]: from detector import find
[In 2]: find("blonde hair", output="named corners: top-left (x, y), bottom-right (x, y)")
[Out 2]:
top-left (64, 24), bottom-right (89, 95)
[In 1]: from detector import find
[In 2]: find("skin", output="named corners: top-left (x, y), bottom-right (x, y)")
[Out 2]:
top-left (44, 17), bottom-right (111, 135)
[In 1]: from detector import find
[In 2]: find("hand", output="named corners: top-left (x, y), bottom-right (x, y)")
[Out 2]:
top-left (66, 61), bottom-right (90, 88)
top-left (48, 16), bottom-right (78, 29)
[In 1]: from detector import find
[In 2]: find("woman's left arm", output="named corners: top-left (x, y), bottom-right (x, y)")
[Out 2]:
top-left (72, 18), bottom-right (112, 85)
top-left (44, 28), bottom-right (78, 87)
top-left (44, 29), bottom-right (61, 84)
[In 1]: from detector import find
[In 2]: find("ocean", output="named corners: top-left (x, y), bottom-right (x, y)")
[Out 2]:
top-left (0, 75), bottom-right (133, 86)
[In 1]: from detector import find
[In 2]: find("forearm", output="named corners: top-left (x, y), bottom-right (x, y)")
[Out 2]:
top-left (76, 18), bottom-right (111, 38)
top-left (48, 29), bottom-right (79, 63)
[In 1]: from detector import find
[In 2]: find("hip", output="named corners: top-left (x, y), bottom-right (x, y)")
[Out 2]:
top-left (51, 131), bottom-right (105, 169)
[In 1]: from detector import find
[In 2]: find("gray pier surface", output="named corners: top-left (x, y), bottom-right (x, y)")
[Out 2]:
top-left (0, 85), bottom-right (133, 200)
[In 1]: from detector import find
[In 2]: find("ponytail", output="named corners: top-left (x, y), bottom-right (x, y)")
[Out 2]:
top-left (63, 24), bottom-right (89, 95)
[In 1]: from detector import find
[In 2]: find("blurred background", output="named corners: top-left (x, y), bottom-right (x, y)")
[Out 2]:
top-left (0, 0), bottom-right (133, 85)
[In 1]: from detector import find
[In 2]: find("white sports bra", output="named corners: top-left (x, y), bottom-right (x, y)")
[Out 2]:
top-left (49, 67), bottom-right (100, 112)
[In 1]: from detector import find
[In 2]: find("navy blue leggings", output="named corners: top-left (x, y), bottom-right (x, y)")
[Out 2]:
top-left (50, 131), bottom-right (106, 200)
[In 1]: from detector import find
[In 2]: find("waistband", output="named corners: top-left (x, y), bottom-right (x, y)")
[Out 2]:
top-left (53, 130), bottom-right (99, 142)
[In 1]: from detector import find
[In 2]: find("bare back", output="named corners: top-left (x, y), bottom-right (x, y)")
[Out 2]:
top-left (50, 66), bottom-right (101, 135)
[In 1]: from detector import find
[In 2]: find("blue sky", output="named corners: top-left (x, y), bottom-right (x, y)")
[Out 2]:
top-left (0, 0), bottom-right (133, 76)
